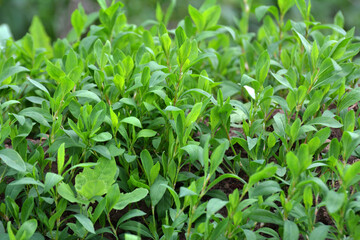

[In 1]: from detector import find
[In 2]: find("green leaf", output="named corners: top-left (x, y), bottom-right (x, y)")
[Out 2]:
top-left (44, 172), bottom-right (63, 193)
top-left (117, 209), bottom-right (146, 228)
top-left (9, 177), bottom-right (44, 187)
top-left (27, 78), bottom-right (50, 95)
top-left (206, 198), bottom-right (228, 217)
top-left (74, 214), bottom-right (95, 234)
top-left (121, 117), bottom-right (142, 128)
top-left (137, 129), bottom-right (157, 139)
top-left (307, 117), bottom-right (342, 128)
top-left (114, 188), bottom-right (149, 211)
top-left (150, 176), bottom-right (167, 206)
top-left (19, 107), bottom-right (51, 127)
top-left (0, 149), bottom-right (26, 172)
top-left (29, 16), bottom-right (52, 57)
top-left (97, 0), bottom-right (107, 9)
top-left (91, 145), bottom-right (111, 160)
top-left (72, 90), bottom-right (101, 103)
top-left (271, 72), bottom-right (293, 90)
top-left (75, 158), bottom-right (117, 200)
top-left (250, 180), bottom-right (281, 198)
top-left (325, 190), bottom-right (345, 214)
top-left (91, 198), bottom-right (106, 224)
top-left (249, 209), bottom-right (283, 225)
top-left (311, 40), bottom-right (319, 68)
top-left (248, 165), bottom-right (277, 189)
top-left (185, 102), bottom-right (203, 127)
top-left (256, 50), bottom-right (270, 85)
top-left (278, 0), bottom-right (295, 16)
top-left (206, 174), bottom-right (246, 191)
top-left (294, 29), bottom-right (311, 55)
top-left (309, 225), bottom-right (330, 240)
top-left (7, 222), bottom-right (16, 240)
top-left (58, 182), bottom-right (82, 203)
top-left (140, 149), bottom-right (153, 183)
top-left (106, 184), bottom-right (121, 212)
top-left (203, 5), bottom-right (221, 29)
top-left (21, 197), bottom-right (34, 224)
top-left (71, 8), bottom-right (87, 38)
top-left (338, 90), bottom-right (360, 112)
top-left (303, 102), bottom-right (320, 122)
top-left (91, 132), bottom-right (112, 142)
top-left (341, 131), bottom-right (360, 162)
top-left (267, 133), bottom-right (277, 148)
top-left (65, 48), bottom-right (78, 73)
top-left (156, 2), bottom-right (163, 22)
top-left (149, 162), bottom-right (160, 186)
top-left (283, 220), bottom-right (299, 240)
top-left (255, 6), bottom-right (270, 21)
top-left (58, 143), bottom-right (65, 175)
top-left (15, 219), bottom-right (37, 240)
top-left (209, 141), bottom-right (228, 176)
top-left (344, 161), bottom-right (360, 187)
top-left (45, 59), bottom-right (65, 83)
top-left (0, 66), bottom-right (29, 84)
top-left (290, 118), bottom-right (301, 142)
top-left (1, 100), bottom-right (20, 110)
top-left (286, 151), bottom-right (300, 178)
top-left (188, 5), bottom-right (204, 32)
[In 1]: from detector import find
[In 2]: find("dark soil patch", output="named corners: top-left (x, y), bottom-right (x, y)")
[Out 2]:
top-left (330, 128), bottom-right (342, 141)
top-left (316, 206), bottom-right (335, 227)
top-left (347, 156), bottom-right (359, 164)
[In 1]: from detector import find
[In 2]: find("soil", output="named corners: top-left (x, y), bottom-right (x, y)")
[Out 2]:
top-left (316, 206), bottom-right (335, 227)
top-left (330, 128), bottom-right (342, 141)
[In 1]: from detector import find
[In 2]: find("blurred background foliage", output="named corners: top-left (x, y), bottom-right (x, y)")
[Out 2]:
top-left (0, 0), bottom-right (359, 41)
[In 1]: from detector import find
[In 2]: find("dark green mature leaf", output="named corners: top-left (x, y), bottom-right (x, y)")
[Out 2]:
top-left (338, 90), bottom-right (360, 112)
top-left (344, 161), bottom-right (360, 187)
top-left (72, 90), bottom-right (101, 103)
top-left (114, 188), bottom-right (149, 210)
top-left (121, 117), bottom-right (142, 128)
top-left (137, 129), bottom-right (157, 139)
top-left (249, 209), bottom-right (283, 225)
top-left (140, 149), bottom-right (153, 182)
top-left (309, 225), bottom-right (330, 240)
top-left (21, 197), bottom-right (34, 224)
top-left (44, 172), bottom-right (63, 193)
top-left (0, 66), bottom-right (29, 84)
top-left (326, 190), bottom-right (345, 213)
top-left (57, 183), bottom-right (87, 204)
top-left (15, 219), bottom-right (38, 240)
top-left (91, 145), bottom-right (111, 160)
top-left (307, 117), bottom-right (342, 128)
top-left (74, 214), bottom-right (95, 234)
top-left (341, 131), bottom-right (360, 162)
top-left (206, 198), bottom-right (228, 217)
top-left (248, 165), bottom-right (277, 189)
top-left (150, 176), bottom-right (167, 206)
top-left (209, 141), bottom-right (228, 176)
top-left (283, 220), bottom-right (299, 240)
top-left (0, 149), bottom-right (26, 172)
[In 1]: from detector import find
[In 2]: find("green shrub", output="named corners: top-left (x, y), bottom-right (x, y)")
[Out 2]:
top-left (0, 0), bottom-right (360, 239)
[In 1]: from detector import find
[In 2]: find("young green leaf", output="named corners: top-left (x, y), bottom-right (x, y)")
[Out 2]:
top-left (75, 158), bottom-right (117, 200)
top-left (209, 141), bottom-right (228, 176)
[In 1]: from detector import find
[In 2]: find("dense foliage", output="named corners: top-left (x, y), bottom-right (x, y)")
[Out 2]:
top-left (1, 0), bottom-right (360, 239)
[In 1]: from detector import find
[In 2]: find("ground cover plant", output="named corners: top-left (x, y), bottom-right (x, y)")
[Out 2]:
top-left (1, 0), bottom-right (360, 239)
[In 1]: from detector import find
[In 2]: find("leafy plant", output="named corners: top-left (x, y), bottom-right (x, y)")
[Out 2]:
top-left (0, 0), bottom-right (360, 239)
